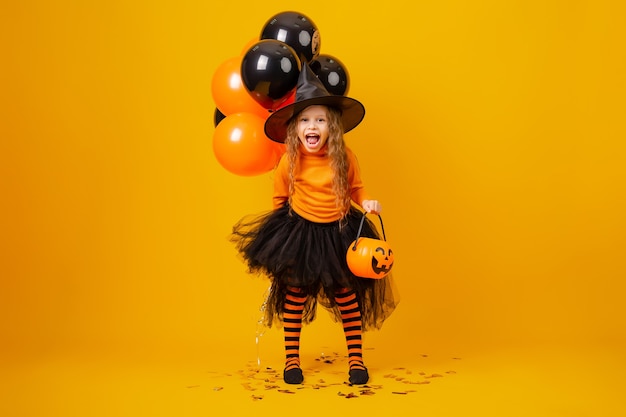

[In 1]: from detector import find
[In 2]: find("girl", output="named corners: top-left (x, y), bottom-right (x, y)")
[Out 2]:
top-left (231, 64), bottom-right (397, 385)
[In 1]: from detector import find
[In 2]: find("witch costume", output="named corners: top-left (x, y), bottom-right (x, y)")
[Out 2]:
top-left (230, 64), bottom-right (398, 333)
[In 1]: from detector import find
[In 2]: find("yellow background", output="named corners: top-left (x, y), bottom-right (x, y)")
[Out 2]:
top-left (2, 1), bottom-right (625, 415)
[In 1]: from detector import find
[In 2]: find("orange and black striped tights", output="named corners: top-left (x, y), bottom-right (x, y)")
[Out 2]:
top-left (283, 286), bottom-right (369, 385)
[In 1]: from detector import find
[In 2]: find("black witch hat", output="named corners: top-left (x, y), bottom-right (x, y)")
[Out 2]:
top-left (264, 64), bottom-right (365, 143)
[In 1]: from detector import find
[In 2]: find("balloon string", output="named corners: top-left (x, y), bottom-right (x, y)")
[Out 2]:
top-left (255, 286), bottom-right (270, 371)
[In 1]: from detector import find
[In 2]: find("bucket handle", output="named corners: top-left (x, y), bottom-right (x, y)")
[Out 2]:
top-left (351, 212), bottom-right (387, 251)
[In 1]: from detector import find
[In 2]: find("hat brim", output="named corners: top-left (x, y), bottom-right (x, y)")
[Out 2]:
top-left (264, 96), bottom-right (365, 143)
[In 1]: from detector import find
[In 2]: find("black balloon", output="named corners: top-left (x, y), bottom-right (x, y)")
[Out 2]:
top-left (310, 54), bottom-right (350, 96)
top-left (214, 107), bottom-right (226, 127)
top-left (241, 39), bottom-right (301, 110)
top-left (260, 11), bottom-right (320, 63)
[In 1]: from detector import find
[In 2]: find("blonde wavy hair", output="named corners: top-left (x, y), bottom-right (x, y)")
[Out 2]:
top-left (284, 106), bottom-right (351, 220)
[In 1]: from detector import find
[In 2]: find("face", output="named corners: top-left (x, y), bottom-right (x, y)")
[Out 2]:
top-left (296, 105), bottom-right (329, 153)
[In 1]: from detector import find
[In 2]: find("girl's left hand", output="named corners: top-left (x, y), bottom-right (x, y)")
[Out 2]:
top-left (362, 200), bottom-right (382, 214)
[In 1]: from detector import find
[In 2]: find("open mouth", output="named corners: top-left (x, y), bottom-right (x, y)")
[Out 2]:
top-left (305, 134), bottom-right (320, 147)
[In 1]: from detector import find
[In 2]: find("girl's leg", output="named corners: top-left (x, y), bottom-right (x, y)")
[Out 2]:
top-left (335, 288), bottom-right (369, 384)
top-left (283, 286), bottom-right (307, 384)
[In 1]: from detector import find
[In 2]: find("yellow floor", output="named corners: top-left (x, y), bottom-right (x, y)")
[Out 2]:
top-left (2, 334), bottom-right (624, 417)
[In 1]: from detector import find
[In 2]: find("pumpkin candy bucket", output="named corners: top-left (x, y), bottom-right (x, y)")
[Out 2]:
top-left (346, 213), bottom-right (394, 279)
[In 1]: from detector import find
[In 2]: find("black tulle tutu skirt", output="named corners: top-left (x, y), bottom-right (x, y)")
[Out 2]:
top-left (231, 205), bottom-right (398, 331)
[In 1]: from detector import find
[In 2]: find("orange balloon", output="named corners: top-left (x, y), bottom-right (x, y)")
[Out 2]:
top-left (240, 37), bottom-right (259, 56)
top-left (212, 112), bottom-right (279, 176)
top-left (211, 57), bottom-right (270, 118)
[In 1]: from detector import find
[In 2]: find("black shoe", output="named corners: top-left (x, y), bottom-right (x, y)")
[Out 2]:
top-left (349, 367), bottom-right (369, 385)
top-left (283, 367), bottom-right (304, 384)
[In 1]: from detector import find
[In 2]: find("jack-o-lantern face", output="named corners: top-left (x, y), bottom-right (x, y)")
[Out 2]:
top-left (372, 246), bottom-right (394, 275)
top-left (346, 237), bottom-right (395, 279)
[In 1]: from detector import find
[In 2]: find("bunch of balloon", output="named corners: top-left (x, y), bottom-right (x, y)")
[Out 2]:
top-left (211, 11), bottom-right (350, 176)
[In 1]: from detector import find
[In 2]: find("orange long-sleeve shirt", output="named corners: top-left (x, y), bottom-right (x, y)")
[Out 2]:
top-left (273, 146), bottom-right (371, 223)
